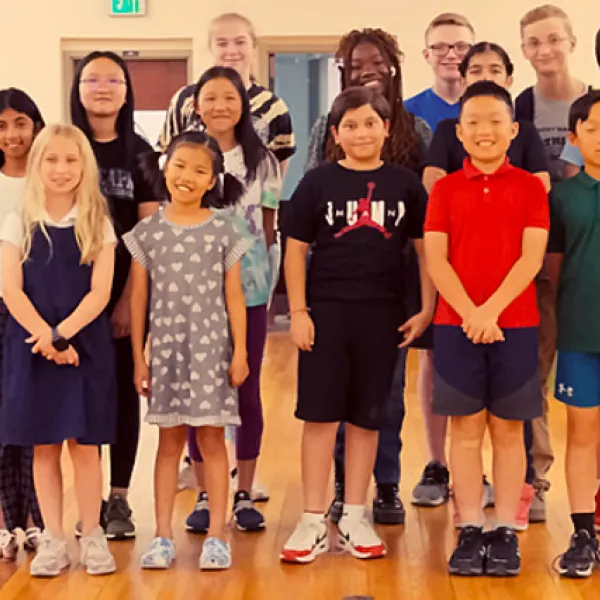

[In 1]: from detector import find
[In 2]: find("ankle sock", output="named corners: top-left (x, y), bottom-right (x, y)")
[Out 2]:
top-left (571, 512), bottom-right (595, 538)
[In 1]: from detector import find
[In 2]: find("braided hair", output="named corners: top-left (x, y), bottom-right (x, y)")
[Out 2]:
top-left (325, 28), bottom-right (422, 171)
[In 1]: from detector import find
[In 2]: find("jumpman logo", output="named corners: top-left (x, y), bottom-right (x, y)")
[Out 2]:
top-left (334, 182), bottom-right (391, 239)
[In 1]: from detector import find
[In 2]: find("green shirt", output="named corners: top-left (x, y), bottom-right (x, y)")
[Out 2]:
top-left (549, 171), bottom-right (600, 352)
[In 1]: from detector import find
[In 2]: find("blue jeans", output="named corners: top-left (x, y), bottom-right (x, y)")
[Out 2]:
top-left (334, 349), bottom-right (407, 486)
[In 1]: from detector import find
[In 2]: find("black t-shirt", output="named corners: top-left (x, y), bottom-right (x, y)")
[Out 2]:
top-left (284, 162), bottom-right (427, 304)
top-left (425, 118), bottom-right (550, 174)
top-left (91, 134), bottom-right (156, 310)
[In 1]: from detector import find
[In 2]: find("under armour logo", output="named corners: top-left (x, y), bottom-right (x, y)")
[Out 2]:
top-left (558, 383), bottom-right (574, 397)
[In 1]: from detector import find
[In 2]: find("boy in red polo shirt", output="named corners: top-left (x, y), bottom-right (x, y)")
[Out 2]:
top-left (424, 81), bottom-right (549, 577)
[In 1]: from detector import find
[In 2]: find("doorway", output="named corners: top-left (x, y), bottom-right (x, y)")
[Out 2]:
top-left (62, 39), bottom-right (192, 146)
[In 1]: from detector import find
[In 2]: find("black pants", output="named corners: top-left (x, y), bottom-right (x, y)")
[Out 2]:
top-left (109, 337), bottom-right (140, 489)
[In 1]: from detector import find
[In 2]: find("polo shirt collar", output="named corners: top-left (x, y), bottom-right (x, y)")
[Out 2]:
top-left (577, 170), bottom-right (600, 188)
top-left (463, 157), bottom-right (513, 179)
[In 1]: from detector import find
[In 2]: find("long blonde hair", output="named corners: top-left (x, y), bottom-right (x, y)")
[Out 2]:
top-left (21, 124), bottom-right (110, 264)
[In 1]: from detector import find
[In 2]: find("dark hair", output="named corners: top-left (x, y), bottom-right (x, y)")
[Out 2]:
top-left (329, 87), bottom-right (391, 130)
top-left (0, 88), bottom-right (45, 169)
top-left (325, 28), bottom-right (422, 170)
top-left (193, 66), bottom-right (277, 183)
top-left (596, 28), bottom-right (600, 67)
top-left (568, 90), bottom-right (600, 133)
top-left (459, 81), bottom-right (514, 117)
top-left (459, 42), bottom-right (514, 78)
top-left (69, 51), bottom-right (135, 155)
top-left (138, 131), bottom-right (243, 209)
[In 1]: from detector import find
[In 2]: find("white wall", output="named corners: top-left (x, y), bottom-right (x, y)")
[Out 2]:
top-left (1, 0), bottom-right (598, 123)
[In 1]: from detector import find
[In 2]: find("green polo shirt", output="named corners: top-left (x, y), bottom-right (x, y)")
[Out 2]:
top-left (548, 171), bottom-right (600, 352)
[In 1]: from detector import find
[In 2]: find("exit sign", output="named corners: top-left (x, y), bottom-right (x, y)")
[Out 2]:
top-left (110, 0), bottom-right (146, 16)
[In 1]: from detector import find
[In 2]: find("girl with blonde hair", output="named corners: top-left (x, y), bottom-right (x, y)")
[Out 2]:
top-left (0, 124), bottom-right (118, 577)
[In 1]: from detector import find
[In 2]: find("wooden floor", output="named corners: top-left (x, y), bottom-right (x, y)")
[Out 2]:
top-left (0, 332), bottom-right (599, 599)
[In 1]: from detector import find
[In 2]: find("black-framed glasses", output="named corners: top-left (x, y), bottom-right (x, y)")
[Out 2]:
top-left (428, 42), bottom-right (473, 57)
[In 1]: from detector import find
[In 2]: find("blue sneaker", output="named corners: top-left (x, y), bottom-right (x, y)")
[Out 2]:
top-left (232, 491), bottom-right (265, 532)
top-left (141, 537), bottom-right (176, 569)
top-left (199, 537), bottom-right (232, 570)
top-left (186, 492), bottom-right (210, 534)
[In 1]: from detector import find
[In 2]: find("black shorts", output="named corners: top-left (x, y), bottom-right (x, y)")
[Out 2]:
top-left (432, 325), bottom-right (542, 421)
top-left (296, 301), bottom-right (401, 430)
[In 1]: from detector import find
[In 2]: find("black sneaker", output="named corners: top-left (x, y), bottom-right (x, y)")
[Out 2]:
top-left (327, 480), bottom-right (344, 525)
top-left (485, 527), bottom-right (520, 576)
top-left (373, 483), bottom-right (405, 525)
top-left (232, 491), bottom-right (265, 532)
top-left (411, 460), bottom-right (450, 507)
top-left (558, 530), bottom-right (600, 578)
top-left (105, 494), bottom-right (136, 540)
top-left (448, 526), bottom-right (486, 576)
top-left (75, 499), bottom-right (108, 538)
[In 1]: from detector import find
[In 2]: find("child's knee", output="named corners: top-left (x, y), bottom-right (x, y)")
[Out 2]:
top-left (196, 427), bottom-right (226, 457)
top-left (451, 413), bottom-right (486, 443)
top-left (158, 427), bottom-right (187, 458)
top-left (489, 417), bottom-right (523, 448)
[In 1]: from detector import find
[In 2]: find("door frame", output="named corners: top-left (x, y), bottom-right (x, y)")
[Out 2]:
top-left (256, 35), bottom-right (340, 88)
top-left (61, 37), bottom-right (193, 119)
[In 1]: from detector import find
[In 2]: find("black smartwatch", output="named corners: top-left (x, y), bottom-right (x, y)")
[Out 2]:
top-left (51, 328), bottom-right (69, 352)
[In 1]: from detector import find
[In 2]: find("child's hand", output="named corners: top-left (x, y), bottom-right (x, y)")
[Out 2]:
top-left (462, 306), bottom-right (500, 344)
top-left (230, 353), bottom-right (249, 388)
top-left (479, 324), bottom-right (505, 344)
top-left (134, 361), bottom-right (151, 397)
top-left (290, 311), bottom-right (315, 352)
top-left (398, 310), bottom-right (432, 348)
top-left (53, 346), bottom-right (80, 366)
top-left (26, 327), bottom-right (55, 359)
top-left (111, 296), bottom-right (131, 339)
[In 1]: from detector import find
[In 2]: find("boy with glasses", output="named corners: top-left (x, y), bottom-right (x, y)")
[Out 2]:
top-left (404, 13), bottom-right (475, 131)
top-left (515, 4), bottom-right (590, 524)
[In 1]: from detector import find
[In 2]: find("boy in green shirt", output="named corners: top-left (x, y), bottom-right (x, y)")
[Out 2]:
top-left (548, 90), bottom-right (600, 578)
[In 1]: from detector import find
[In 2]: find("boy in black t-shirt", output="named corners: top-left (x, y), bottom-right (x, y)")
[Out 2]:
top-left (280, 87), bottom-right (434, 564)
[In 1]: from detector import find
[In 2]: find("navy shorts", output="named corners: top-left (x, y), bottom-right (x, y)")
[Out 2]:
top-left (432, 325), bottom-right (542, 421)
top-left (556, 351), bottom-right (600, 408)
top-left (296, 301), bottom-right (402, 430)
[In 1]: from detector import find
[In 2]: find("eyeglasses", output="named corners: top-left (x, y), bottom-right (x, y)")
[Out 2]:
top-left (523, 36), bottom-right (570, 52)
top-left (428, 42), bottom-right (472, 57)
top-left (79, 77), bottom-right (126, 89)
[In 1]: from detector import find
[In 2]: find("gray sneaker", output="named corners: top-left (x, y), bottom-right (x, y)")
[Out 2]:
top-left (529, 486), bottom-right (546, 522)
top-left (105, 495), bottom-right (136, 540)
top-left (80, 528), bottom-right (116, 575)
top-left (412, 461), bottom-right (450, 507)
top-left (30, 532), bottom-right (70, 577)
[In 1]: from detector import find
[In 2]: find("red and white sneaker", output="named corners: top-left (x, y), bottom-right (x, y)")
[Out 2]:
top-left (280, 513), bottom-right (329, 564)
top-left (515, 483), bottom-right (535, 532)
top-left (337, 512), bottom-right (387, 559)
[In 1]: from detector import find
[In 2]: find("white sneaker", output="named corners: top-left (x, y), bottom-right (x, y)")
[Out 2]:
top-left (280, 513), bottom-right (329, 564)
top-left (338, 511), bottom-right (387, 559)
top-left (30, 532), bottom-right (70, 577)
top-left (80, 527), bottom-right (116, 575)
top-left (177, 462), bottom-right (196, 492)
top-left (0, 529), bottom-right (17, 561)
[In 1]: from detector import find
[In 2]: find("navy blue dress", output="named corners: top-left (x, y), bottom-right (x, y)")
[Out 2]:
top-left (0, 226), bottom-right (116, 446)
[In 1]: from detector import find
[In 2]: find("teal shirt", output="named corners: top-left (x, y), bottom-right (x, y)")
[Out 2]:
top-left (549, 171), bottom-right (600, 351)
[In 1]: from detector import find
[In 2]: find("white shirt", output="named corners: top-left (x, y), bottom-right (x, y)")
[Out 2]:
top-left (0, 173), bottom-right (26, 297)
top-left (0, 206), bottom-right (116, 258)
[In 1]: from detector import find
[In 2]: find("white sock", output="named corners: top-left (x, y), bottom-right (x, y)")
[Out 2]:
top-left (302, 511), bottom-right (326, 525)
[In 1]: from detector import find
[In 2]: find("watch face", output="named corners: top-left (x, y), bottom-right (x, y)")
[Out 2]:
top-left (53, 338), bottom-right (69, 352)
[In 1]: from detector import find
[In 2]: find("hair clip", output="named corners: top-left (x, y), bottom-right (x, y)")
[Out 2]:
top-left (390, 66), bottom-right (397, 76)
top-left (158, 153), bottom-right (167, 170)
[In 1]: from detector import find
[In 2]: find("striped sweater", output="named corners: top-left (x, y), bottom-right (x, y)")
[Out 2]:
top-left (157, 82), bottom-right (296, 163)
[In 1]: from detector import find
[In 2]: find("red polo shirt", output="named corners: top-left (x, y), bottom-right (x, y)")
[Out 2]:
top-left (424, 158), bottom-right (549, 328)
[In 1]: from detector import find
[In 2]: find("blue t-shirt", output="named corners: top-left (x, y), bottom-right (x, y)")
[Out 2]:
top-left (404, 88), bottom-right (460, 132)
top-left (560, 141), bottom-right (584, 167)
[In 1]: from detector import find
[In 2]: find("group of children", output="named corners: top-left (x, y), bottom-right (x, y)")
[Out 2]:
top-left (0, 3), bottom-right (599, 583)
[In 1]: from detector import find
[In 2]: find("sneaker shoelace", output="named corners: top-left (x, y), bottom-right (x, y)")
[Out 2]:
top-left (457, 527), bottom-right (483, 551)
top-left (377, 485), bottom-right (399, 504)
top-left (0, 530), bottom-right (14, 549)
top-left (565, 532), bottom-right (597, 560)
top-left (421, 462), bottom-right (448, 486)
top-left (106, 497), bottom-right (132, 522)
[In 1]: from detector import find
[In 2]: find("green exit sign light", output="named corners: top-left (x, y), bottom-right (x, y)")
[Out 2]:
top-left (110, 0), bottom-right (146, 16)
